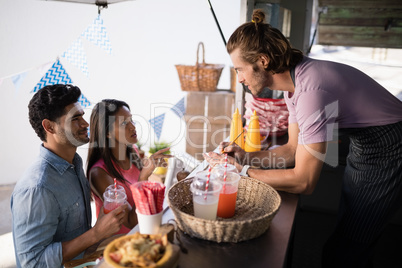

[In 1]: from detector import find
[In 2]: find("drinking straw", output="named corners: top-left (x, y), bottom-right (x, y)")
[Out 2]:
top-left (148, 182), bottom-right (165, 213)
top-left (224, 154), bottom-right (228, 182)
top-left (204, 166), bottom-right (212, 200)
top-left (113, 178), bottom-right (118, 201)
top-left (143, 184), bottom-right (157, 214)
top-left (222, 154), bottom-right (228, 193)
top-left (131, 183), bottom-right (151, 215)
top-left (130, 181), bottom-right (166, 215)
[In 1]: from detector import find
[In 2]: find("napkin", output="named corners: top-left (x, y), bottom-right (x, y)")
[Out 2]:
top-left (131, 181), bottom-right (165, 215)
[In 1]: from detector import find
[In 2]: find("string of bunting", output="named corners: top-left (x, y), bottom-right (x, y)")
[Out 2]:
top-left (148, 97), bottom-right (186, 141)
top-left (0, 14), bottom-right (113, 100)
top-left (0, 61), bottom-right (53, 94)
top-left (11, 72), bottom-right (28, 93)
top-left (32, 59), bottom-right (92, 108)
top-left (61, 38), bottom-right (89, 77)
top-left (81, 15), bottom-right (113, 55)
top-left (29, 14), bottom-right (116, 108)
top-left (171, 97), bottom-right (185, 118)
top-left (0, 14), bottom-right (186, 141)
top-left (32, 59), bottom-right (73, 93)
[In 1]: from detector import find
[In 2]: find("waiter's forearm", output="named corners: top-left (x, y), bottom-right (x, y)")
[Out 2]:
top-left (246, 143), bottom-right (296, 169)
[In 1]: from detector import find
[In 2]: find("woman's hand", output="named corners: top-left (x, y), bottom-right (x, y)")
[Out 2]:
top-left (203, 152), bottom-right (243, 173)
top-left (140, 147), bottom-right (172, 180)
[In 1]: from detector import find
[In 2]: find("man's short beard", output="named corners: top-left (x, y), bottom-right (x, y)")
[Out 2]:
top-left (60, 128), bottom-right (89, 147)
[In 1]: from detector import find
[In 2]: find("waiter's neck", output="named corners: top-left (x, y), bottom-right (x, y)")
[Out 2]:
top-left (269, 70), bottom-right (295, 93)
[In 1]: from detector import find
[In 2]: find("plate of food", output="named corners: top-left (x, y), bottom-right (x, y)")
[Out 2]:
top-left (103, 232), bottom-right (179, 268)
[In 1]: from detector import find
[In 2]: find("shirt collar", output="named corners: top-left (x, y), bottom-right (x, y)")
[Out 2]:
top-left (40, 144), bottom-right (82, 175)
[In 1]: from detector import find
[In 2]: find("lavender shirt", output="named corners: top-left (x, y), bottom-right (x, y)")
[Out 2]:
top-left (285, 56), bottom-right (402, 144)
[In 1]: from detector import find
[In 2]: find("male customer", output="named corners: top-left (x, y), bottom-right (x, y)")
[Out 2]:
top-left (11, 84), bottom-right (126, 267)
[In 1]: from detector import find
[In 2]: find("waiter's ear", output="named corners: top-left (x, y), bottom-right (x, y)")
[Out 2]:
top-left (259, 54), bottom-right (270, 69)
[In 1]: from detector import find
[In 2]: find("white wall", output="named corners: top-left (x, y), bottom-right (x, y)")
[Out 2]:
top-left (0, 0), bottom-right (241, 184)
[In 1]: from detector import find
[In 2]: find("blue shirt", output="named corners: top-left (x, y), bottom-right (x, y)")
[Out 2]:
top-left (11, 145), bottom-right (92, 268)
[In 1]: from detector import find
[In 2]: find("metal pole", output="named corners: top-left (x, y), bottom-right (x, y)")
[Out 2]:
top-left (207, 0), bottom-right (227, 47)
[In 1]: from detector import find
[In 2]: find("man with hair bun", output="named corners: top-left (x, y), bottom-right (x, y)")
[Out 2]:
top-left (205, 9), bottom-right (402, 267)
top-left (11, 84), bottom-right (127, 267)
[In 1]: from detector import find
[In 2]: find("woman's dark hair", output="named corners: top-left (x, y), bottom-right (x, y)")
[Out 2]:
top-left (86, 99), bottom-right (142, 185)
top-left (227, 9), bottom-right (303, 73)
top-left (28, 84), bottom-right (81, 142)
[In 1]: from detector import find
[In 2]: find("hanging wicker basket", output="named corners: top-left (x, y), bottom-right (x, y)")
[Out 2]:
top-left (175, 42), bottom-right (225, 92)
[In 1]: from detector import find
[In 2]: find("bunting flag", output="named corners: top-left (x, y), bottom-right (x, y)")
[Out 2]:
top-left (78, 93), bottom-right (91, 108)
top-left (81, 15), bottom-right (112, 55)
top-left (170, 97), bottom-right (185, 118)
top-left (149, 113), bottom-right (165, 141)
top-left (37, 61), bottom-right (54, 77)
top-left (32, 59), bottom-right (73, 93)
top-left (61, 38), bottom-right (89, 77)
top-left (11, 72), bottom-right (28, 92)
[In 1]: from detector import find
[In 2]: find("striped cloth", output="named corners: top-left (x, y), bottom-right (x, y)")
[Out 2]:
top-left (323, 121), bottom-right (402, 267)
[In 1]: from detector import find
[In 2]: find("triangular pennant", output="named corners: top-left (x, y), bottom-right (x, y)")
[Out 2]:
top-left (61, 38), bottom-right (89, 77)
top-left (32, 60), bottom-right (73, 93)
top-left (78, 93), bottom-right (91, 108)
top-left (171, 97), bottom-right (185, 118)
top-left (37, 61), bottom-right (54, 77)
top-left (11, 72), bottom-right (28, 92)
top-left (81, 15), bottom-right (112, 55)
top-left (149, 113), bottom-right (165, 141)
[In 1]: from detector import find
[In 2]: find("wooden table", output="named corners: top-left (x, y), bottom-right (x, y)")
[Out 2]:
top-left (163, 191), bottom-right (298, 268)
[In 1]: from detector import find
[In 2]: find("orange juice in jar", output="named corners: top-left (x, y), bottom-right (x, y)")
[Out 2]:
top-left (217, 172), bottom-right (241, 218)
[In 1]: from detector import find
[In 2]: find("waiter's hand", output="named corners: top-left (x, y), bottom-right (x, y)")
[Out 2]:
top-left (203, 152), bottom-right (243, 173)
top-left (219, 142), bottom-right (247, 164)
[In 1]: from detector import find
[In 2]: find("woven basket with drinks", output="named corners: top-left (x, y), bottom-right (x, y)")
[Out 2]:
top-left (168, 176), bottom-right (281, 243)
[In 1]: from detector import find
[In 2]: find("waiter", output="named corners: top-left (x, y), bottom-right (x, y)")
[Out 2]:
top-left (204, 9), bottom-right (402, 268)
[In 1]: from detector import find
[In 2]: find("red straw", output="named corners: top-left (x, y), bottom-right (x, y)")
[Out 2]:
top-left (204, 166), bottom-right (212, 199)
top-left (114, 178), bottom-right (117, 192)
top-left (224, 154), bottom-right (228, 182)
top-left (222, 154), bottom-right (228, 193)
top-left (131, 181), bottom-right (166, 215)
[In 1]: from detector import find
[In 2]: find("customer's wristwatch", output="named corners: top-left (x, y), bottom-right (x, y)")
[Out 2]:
top-left (240, 165), bottom-right (250, 176)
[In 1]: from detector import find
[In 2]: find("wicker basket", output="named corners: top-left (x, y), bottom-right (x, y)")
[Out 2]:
top-left (167, 176), bottom-right (281, 243)
top-left (175, 42), bottom-right (225, 92)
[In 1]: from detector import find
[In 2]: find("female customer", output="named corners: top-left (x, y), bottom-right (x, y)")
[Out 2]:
top-left (87, 99), bottom-right (170, 234)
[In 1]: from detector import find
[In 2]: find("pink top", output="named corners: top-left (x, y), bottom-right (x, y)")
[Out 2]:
top-left (90, 158), bottom-right (140, 234)
top-left (285, 56), bottom-right (402, 144)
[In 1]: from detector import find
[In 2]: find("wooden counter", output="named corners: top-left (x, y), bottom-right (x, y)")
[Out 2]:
top-left (170, 191), bottom-right (299, 268)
